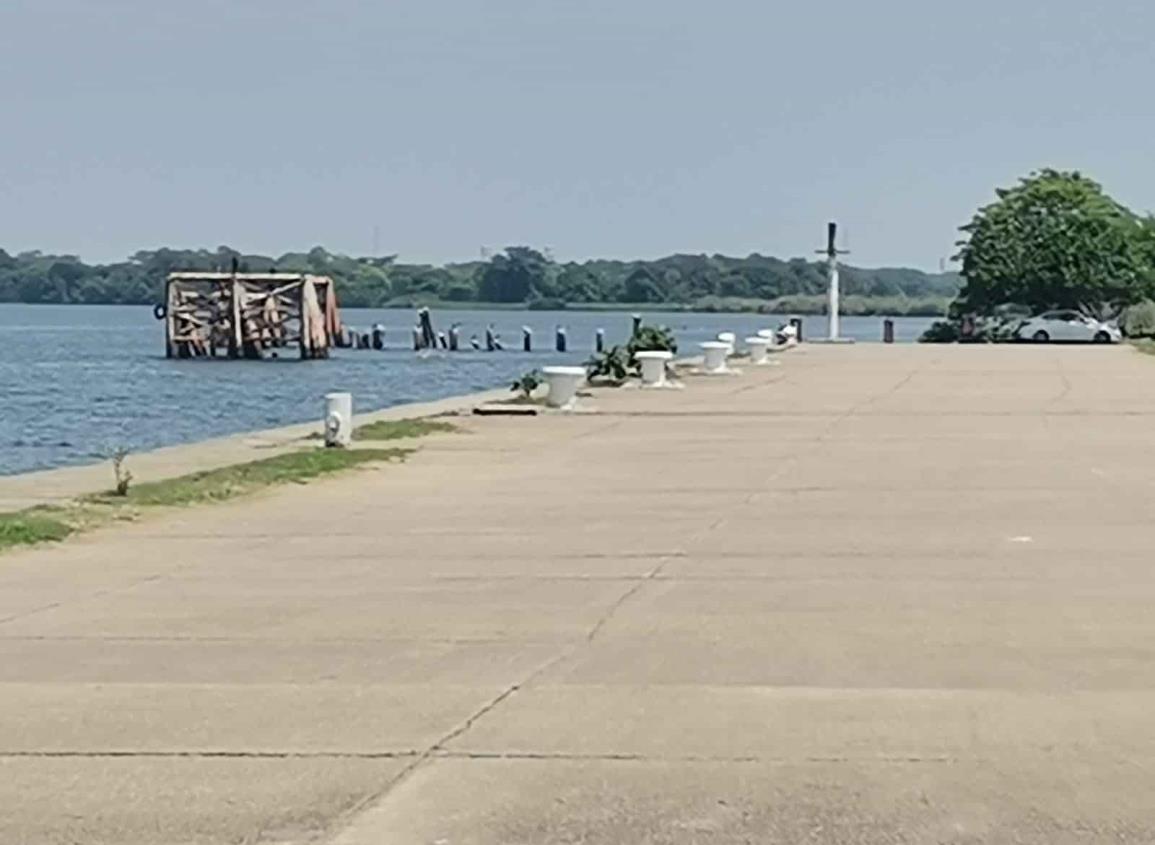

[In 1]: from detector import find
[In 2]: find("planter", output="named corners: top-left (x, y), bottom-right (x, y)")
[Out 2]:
top-left (635, 350), bottom-right (674, 388)
top-left (541, 366), bottom-right (587, 410)
top-left (699, 341), bottom-right (732, 375)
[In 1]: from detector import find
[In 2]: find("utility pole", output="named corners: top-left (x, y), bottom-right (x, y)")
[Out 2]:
top-left (816, 221), bottom-right (850, 341)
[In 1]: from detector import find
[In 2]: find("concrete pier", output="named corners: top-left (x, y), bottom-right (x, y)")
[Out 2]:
top-left (4, 345), bottom-right (1155, 843)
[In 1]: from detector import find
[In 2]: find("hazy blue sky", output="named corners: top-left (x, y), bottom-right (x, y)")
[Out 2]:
top-left (1, 0), bottom-right (1152, 269)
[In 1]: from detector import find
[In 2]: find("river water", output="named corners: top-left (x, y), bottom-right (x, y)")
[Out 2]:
top-left (0, 305), bottom-right (933, 476)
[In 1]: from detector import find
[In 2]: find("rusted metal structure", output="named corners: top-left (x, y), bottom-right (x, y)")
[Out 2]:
top-left (163, 272), bottom-right (341, 360)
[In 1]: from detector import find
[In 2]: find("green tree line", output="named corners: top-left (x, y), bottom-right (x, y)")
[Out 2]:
top-left (0, 244), bottom-right (959, 313)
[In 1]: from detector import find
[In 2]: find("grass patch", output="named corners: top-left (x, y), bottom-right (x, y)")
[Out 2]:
top-left (1130, 339), bottom-right (1155, 356)
top-left (0, 447), bottom-right (413, 556)
top-left (355, 418), bottom-right (457, 441)
top-left (0, 509), bottom-right (75, 551)
top-left (87, 447), bottom-right (410, 508)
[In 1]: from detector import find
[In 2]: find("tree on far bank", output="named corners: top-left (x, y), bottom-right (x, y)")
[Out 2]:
top-left (954, 169), bottom-right (1155, 317)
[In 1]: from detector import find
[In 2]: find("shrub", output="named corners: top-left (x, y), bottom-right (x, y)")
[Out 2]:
top-left (511, 369), bottom-right (543, 399)
top-left (627, 324), bottom-right (677, 357)
top-left (1122, 301), bottom-right (1155, 338)
top-left (585, 346), bottom-right (631, 384)
top-left (920, 321), bottom-right (959, 343)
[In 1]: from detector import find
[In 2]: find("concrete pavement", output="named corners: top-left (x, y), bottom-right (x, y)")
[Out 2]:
top-left (5, 344), bottom-right (1155, 843)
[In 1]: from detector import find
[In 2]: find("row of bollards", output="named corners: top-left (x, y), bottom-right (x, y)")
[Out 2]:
top-left (349, 315), bottom-right (898, 352)
top-left (354, 323), bottom-right (602, 353)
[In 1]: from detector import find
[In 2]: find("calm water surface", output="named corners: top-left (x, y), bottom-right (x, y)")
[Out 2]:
top-left (0, 305), bottom-right (933, 476)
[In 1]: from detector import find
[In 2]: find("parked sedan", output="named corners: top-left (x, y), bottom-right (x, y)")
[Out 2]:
top-left (1016, 310), bottom-right (1121, 343)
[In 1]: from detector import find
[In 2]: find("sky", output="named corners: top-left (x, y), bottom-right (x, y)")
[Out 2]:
top-left (1, 0), bottom-right (1153, 271)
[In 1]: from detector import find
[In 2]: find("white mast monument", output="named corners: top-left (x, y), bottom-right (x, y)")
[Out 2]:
top-left (815, 221), bottom-right (851, 342)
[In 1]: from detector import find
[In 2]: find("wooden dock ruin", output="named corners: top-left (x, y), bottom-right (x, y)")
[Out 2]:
top-left (163, 272), bottom-right (342, 360)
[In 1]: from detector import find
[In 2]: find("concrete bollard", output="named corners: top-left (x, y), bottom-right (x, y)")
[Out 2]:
top-left (542, 366), bottom-right (586, 410)
top-left (555, 326), bottom-right (567, 352)
top-left (757, 328), bottom-right (779, 348)
top-left (595, 328), bottom-right (605, 353)
top-left (745, 337), bottom-right (772, 365)
top-left (523, 326), bottom-right (533, 352)
top-left (883, 319), bottom-right (895, 344)
top-left (636, 350), bottom-right (674, 387)
top-left (699, 341), bottom-right (732, 375)
top-left (324, 392), bottom-right (353, 448)
top-left (717, 332), bottom-right (736, 356)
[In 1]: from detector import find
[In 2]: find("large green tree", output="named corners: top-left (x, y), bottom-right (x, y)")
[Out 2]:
top-left (955, 169), bottom-right (1155, 316)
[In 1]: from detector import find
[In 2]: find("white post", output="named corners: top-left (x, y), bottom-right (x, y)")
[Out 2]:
top-left (324, 392), bottom-right (353, 448)
top-left (828, 257), bottom-right (840, 341)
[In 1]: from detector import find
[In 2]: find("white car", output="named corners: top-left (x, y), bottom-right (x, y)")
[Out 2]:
top-left (1016, 310), bottom-right (1121, 343)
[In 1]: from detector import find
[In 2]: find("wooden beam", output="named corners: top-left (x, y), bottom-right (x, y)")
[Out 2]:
top-left (165, 277), bottom-right (176, 359)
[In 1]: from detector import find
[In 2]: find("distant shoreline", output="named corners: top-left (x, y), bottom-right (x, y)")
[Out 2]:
top-left (3, 296), bottom-right (950, 318)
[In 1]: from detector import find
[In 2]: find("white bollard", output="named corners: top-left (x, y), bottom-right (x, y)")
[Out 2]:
top-left (699, 341), bottom-right (731, 375)
top-left (324, 392), bottom-right (353, 448)
top-left (757, 328), bottom-right (778, 345)
top-left (781, 324), bottom-right (798, 346)
top-left (635, 350), bottom-right (673, 388)
top-left (542, 366), bottom-right (587, 410)
top-left (745, 337), bottom-right (772, 365)
top-left (717, 332), bottom-right (736, 356)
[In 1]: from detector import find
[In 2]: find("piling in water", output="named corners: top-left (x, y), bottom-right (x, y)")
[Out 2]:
top-left (595, 328), bottom-right (605, 353)
top-left (418, 308), bottom-right (437, 349)
top-left (556, 326), bottom-right (567, 352)
top-left (523, 326), bottom-right (533, 352)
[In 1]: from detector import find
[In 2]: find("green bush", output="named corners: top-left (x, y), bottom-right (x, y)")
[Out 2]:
top-left (1122, 301), bottom-right (1155, 338)
top-left (627, 324), bottom-right (677, 356)
top-left (585, 346), bottom-right (631, 383)
top-left (920, 320), bottom-right (960, 343)
top-left (511, 369), bottom-right (544, 399)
